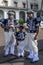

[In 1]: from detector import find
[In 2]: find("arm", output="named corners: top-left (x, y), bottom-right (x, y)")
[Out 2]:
top-left (34, 27), bottom-right (39, 40)
top-left (34, 18), bottom-right (41, 40)
top-left (1, 19), bottom-right (8, 28)
top-left (14, 32), bottom-right (19, 46)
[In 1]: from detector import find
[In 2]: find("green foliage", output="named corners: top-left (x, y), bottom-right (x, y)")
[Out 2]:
top-left (18, 19), bottom-right (25, 25)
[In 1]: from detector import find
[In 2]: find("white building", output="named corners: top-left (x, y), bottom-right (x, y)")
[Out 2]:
top-left (0, 0), bottom-right (42, 20)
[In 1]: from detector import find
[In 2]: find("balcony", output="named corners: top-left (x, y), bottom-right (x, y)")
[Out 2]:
top-left (3, 0), bottom-right (8, 2)
top-left (0, 0), bottom-right (27, 10)
top-left (14, 1), bottom-right (18, 8)
top-left (3, 0), bottom-right (8, 6)
top-left (22, 2), bottom-right (26, 8)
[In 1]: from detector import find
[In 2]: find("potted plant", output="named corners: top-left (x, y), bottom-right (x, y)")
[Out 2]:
top-left (18, 19), bottom-right (25, 25)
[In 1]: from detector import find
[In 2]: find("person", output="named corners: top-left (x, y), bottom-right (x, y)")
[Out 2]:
top-left (25, 11), bottom-right (41, 62)
top-left (1, 11), bottom-right (17, 56)
top-left (15, 24), bottom-right (26, 57)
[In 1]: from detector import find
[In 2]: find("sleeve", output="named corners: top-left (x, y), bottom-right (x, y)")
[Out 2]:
top-left (14, 19), bottom-right (18, 25)
top-left (23, 32), bottom-right (26, 37)
top-left (1, 19), bottom-right (5, 28)
top-left (1, 19), bottom-right (8, 28)
top-left (14, 32), bottom-right (16, 36)
top-left (26, 18), bottom-right (29, 24)
top-left (14, 32), bottom-right (18, 37)
top-left (26, 19), bottom-right (30, 28)
top-left (35, 18), bottom-right (41, 27)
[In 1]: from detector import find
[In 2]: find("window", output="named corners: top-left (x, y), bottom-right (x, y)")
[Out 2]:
top-left (30, 3), bottom-right (38, 10)
top-left (19, 11), bottom-right (25, 21)
top-left (34, 4), bottom-right (38, 10)
top-left (31, 4), bottom-right (33, 9)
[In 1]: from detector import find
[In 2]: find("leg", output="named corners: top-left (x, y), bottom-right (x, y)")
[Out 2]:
top-left (4, 32), bottom-right (10, 56)
top-left (10, 32), bottom-right (16, 55)
top-left (30, 33), bottom-right (39, 62)
top-left (17, 41), bottom-right (24, 57)
top-left (24, 32), bottom-right (30, 52)
top-left (10, 42), bottom-right (15, 55)
top-left (27, 33), bottom-right (34, 59)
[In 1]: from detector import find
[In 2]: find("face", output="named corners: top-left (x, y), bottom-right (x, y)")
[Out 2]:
top-left (27, 13), bottom-right (33, 18)
top-left (29, 14), bottom-right (33, 18)
top-left (16, 27), bottom-right (20, 32)
top-left (8, 14), bottom-right (14, 19)
top-left (20, 27), bottom-right (22, 31)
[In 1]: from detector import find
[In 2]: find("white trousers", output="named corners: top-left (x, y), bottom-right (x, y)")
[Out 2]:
top-left (4, 31), bottom-right (16, 55)
top-left (24, 32), bottom-right (38, 55)
top-left (17, 32), bottom-right (29, 54)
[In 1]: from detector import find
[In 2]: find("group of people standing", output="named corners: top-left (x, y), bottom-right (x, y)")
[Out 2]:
top-left (0, 10), bottom-right (41, 63)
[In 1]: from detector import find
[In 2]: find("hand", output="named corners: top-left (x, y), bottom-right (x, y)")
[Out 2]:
top-left (34, 36), bottom-right (36, 40)
top-left (34, 33), bottom-right (37, 40)
top-left (9, 23), bottom-right (14, 28)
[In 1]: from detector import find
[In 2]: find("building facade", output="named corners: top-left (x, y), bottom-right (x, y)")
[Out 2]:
top-left (0, 0), bottom-right (42, 20)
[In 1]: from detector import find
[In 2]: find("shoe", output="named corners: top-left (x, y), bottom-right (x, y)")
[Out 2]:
top-left (3, 54), bottom-right (9, 57)
top-left (18, 53), bottom-right (24, 57)
top-left (31, 54), bottom-right (39, 63)
top-left (10, 52), bottom-right (15, 56)
top-left (10, 54), bottom-right (15, 56)
top-left (27, 53), bottom-right (34, 59)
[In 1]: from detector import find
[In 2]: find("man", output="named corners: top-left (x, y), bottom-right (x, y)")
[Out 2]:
top-left (25, 11), bottom-right (41, 62)
top-left (1, 11), bottom-right (17, 56)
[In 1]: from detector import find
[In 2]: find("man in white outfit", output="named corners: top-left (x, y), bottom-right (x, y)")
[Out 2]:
top-left (24, 11), bottom-right (41, 62)
top-left (1, 11), bottom-right (17, 56)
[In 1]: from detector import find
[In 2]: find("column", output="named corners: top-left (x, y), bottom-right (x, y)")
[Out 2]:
top-left (25, 11), bottom-right (27, 21)
top-left (16, 11), bottom-right (19, 20)
top-left (8, 0), bottom-right (13, 6)
top-left (4, 10), bottom-right (8, 19)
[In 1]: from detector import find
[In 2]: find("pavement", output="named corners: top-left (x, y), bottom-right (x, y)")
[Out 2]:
top-left (0, 46), bottom-right (43, 65)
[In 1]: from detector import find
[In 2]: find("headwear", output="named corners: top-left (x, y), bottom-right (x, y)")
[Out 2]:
top-left (7, 11), bottom-right (15, 15)
top-left (15, 24), bottom-right (24, 29)
top-left (27, 10), bottom-right (34, 14)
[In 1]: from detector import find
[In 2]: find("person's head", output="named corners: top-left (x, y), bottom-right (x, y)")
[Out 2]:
top-left (15, 27), bottom-right (20, 32)
top-left (7, 11), bottom-right (15, 19)
top-left (28, 13), bottom-right (33, 18)
top-left (15, 25), bottom-right (23, 32)
top-left (20, 26), bottom-right (24, 31)
top-left (27, 11), bottom-right (33, 18)
top-left (16, 25), bottom-right (24, 31)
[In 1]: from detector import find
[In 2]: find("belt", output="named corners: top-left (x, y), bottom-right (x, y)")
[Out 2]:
top-left (17, 38), bottom-right (25, 41)
top-left (30, 30), bottom-right (36, 33)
